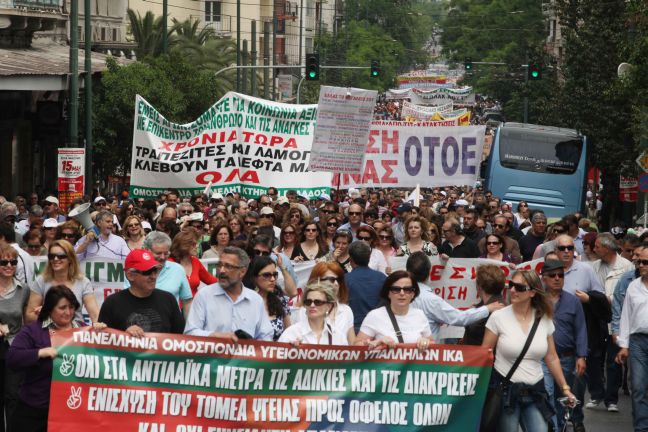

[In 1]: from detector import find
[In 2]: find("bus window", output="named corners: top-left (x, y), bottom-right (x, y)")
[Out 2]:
top-left (499, 129), bottom-right (583, 175)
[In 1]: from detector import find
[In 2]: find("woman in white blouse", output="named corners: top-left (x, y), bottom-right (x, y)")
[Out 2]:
top-left (355, 270), bottom-right (433, 350)
top-left (279, 281), bottom-right (348, 346)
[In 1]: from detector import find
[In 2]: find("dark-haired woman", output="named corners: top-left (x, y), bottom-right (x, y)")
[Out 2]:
top-left (8, 285), bottom-right (106, 431)
top-left (201, 223), bottom-right (232, 260)
top-left (355, 270), bottom-right (432, 350)
top-left (480, 233), bottom-right (514, 263)
top-left (482, 270), bottom-right (575, 432)
top-left (291, 222), bottom-right (328, 262)
top-left (244, 256), bottom-right (290, 341)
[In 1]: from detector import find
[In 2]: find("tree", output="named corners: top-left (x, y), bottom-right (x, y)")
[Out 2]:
top-left (92, 53), bottom-right (233, 179)
top-left (127, 9), bottom-right (168, 59)
top-left (171, 17), bottom-right (215, 46)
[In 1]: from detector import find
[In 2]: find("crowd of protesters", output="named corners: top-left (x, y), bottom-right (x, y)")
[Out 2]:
top-left (0, 185), bottom-right (644, 431)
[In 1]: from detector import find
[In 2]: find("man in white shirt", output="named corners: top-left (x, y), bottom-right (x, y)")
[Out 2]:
top-left (407, 251), bottom-right (503, 341)
top-left (617, 246), bottom-right (648, 431)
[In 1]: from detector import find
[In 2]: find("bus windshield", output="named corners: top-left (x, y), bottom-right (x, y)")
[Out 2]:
top-left (499, 128), bottom-right (583, 175)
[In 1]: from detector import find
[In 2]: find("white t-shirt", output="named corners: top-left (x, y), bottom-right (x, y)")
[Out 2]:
top-left (32, 275), bottom-right (94, 324)
top-left (360, 306), bottom-right (432, 343)
top-left (279, 319), bottom-right (348, 345)
top-left (485, 306), bottom-right (555, 385)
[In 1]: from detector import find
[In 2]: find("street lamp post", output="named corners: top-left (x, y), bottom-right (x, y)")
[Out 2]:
top-left (84, 0), bottom-right (93, 192)
top-left (69, 0), bottom-right (79, 147)
top-left (162, 0), bottom-right (168, 53)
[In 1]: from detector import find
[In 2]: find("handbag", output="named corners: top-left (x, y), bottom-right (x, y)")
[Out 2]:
top-left (480, 317), bottom-right (541, 432)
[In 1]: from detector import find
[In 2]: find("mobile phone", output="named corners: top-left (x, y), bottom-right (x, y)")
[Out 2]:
top-left (234, 329), bottom-right (253, 340)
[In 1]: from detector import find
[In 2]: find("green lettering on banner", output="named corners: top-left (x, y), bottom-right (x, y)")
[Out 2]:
top-left (49, 330), bottom-right (492, 431)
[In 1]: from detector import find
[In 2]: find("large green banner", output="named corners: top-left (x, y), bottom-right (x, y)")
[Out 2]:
top-left (49, 329), bottom-right (493, 431)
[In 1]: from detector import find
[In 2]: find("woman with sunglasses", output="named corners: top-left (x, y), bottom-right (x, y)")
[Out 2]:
top-left (274, 223), bottom-right (299, 259)
top-left (169, 229), bottom-right (217, 297)
top-left (27, 240), bottom-right (99, 325)
top-left (279, 281), bottom-right (348, 345)
top-left (322, 215), bottom-right (340, 250)
top-left (482, 270), bottom-right (575, 432)
top-left (291, 222), bottom-right (328, 262)
top-left (396, 215), bottom-right (438, 257)
top-left (283, 208), bottom-right (305, 231)
top-left (243, 256), bottom-right (290, 341)
top-left (323, 230), bottom-right (353, 273)
top-left (55, 221), bottom-right (81, 246)
top-left (0, 244), bottom-right (31, 430)
top-left (122, 215), bottom-right (146, 250)
top-left (515, 201), bottom-right (530, 228)
top-left (355, 270), bottom-right (433, 350)
top-left (303, 262), bottom-right (355, 344)
top-left (202, 223), bottom-right (232, 260)
top-left (356, 226), bottom-right (388, 274)
top-left (22, 229), bottom-right (46, 257)
top-left (480, 233), bottom-right (514, 263)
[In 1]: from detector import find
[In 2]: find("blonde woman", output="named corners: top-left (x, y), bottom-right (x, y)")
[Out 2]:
top-left (27, 240), bottom-right (99, 324)
top-left (122, 215), bottom-right (145, 250)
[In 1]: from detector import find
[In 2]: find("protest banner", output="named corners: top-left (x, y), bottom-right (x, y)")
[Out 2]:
top-left (129, 92), bottom-right (332, 200)
top-left (308, 86), bottom-right (378, 173)
top-left (57, 148), bottom-right (85, 212)
top-left (333, 123), bottom-right (486, 188)
top-left (410, 87), bottom-right (475, 106)
top-left (49, 329), bottom-right (493, 432)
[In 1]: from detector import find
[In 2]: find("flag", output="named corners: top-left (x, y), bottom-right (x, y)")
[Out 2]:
top-left (405, 184), bottom-right (420, 207)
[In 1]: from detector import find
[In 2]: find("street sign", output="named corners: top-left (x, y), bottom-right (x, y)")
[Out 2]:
top-left (619, 176), bottom-right (638, 202)
top-left (636, 150), bottom-right (648, 173)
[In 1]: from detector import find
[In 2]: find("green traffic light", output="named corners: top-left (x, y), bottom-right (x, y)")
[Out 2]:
top-left (309, 71), bottom-right (317, 78)
top-left (372, 71), bottom-right (378, 76)
top-left (531, 71), bottom-right (539, 78)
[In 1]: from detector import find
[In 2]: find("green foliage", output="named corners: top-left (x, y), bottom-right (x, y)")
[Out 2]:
top-left (92, 53), bottom-right (232, 179)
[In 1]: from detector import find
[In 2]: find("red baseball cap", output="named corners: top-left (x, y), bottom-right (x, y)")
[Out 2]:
top-left (125, 249), bottom-right (160, 272)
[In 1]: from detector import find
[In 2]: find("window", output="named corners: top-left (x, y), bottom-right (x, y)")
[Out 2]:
top-left (113, 28), bottom-right (118, 42)
top-left (499, 129), bottom-right (583, 175)
top-left (205, 1), bottom-right (222, 22)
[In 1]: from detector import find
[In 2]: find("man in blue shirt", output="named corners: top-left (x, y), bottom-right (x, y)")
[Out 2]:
top-left (345, 241), bottom-right (386, 332)
top-left (185, 246), bottom-right (273, 341)
top-left (541, 257), bottom-right (588, 432)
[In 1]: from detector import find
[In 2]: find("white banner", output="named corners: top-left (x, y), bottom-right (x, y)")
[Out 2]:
top-left (308, 86), bottom-right (377, 173)
top-left (130, 92), bottom-right (332, 199)
top-left (333, 123), bottom-right (486, 188)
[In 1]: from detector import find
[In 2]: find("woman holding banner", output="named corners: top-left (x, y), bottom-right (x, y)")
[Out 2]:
top-left (355, 270), bottom-right (433, 350)
top-left (279, 281), bottom-right (348, 346)
top-left (27, 240), bottom-right (99, 325)
top-left (482, 270), bottom-right (575, 432)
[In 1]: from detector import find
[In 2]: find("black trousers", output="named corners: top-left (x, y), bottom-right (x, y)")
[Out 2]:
top-left (11, 400), bottom-right (47, 432)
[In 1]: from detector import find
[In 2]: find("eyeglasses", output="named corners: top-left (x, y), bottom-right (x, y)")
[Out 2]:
top-left (389, 286), bottom-right (416, 294)
top-left (543, 272), bottom-right (565, 279)
top-left (486, 241), bottom-right (501, 246)
top-left (379, 235), bottom-right (392, 240)
top-left (493, 224), bottom-right (506, 229)
top-left (509, 281), bottom-right (533, 292)
top-left (519, 204), bottom-right (528, 208)
top-left (127, 223), bottom-right (141, 228)
top-left (319, 276), bottom-right (338, 283)
top-left (327, 222), bottom-right (339, 227)
top-left (131, 266), bottom-right (161, 276)
top-left (47, 253), bottom-right (68, 261)
top-left (244, 221), bottom-right (256, 226)
top-left (638, 260), bottom-right (648, 266)
top-left (290, 214), bottom-right (301, 219)
top-left (283, 231), bottom-right (295, 235)
top-left (348, 212), bottom-right (362, 216)
top-left (0, 259), bottom-right (18, 267)
top-left (96, 202), bottom-right (107, 207)
top-left (254, 249), bottom-right (271, 256)
top-left (304, 228), bottom-right (317, 233)
top-left (557, 245), bottom-right (575, 252)
top-left (259, 271), bottom-right (279, 279)
top-left (358, 236), bottom-right (372, 241)
top-left (217, 262), bottom-right (243, 271)
top-left (322, 210), bottom-right (335, 214)
top-left (61, 233), bottom-right (76, 239)
top-left (179, 210), bottom-right (192, 215)
top-left (554, 229), bottom-right (565, 234)
top-left (303, 299), bottom-right (330, 307)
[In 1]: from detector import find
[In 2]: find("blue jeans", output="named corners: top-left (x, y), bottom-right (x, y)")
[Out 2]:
top-left (629, 334), bottom-right (648, 431)
top-left (498, 392), bottom-right (549, 432)
top-left (605, 338), bottom-right (622, 406)
top-left (543, 356), bottom-right (577, 430)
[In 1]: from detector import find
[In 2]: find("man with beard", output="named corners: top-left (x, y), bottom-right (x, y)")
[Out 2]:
top-left (184, 246), bottom-right (273, 341)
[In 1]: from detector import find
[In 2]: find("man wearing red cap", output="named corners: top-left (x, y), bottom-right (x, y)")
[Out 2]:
top-left (99, 249), bottom-right (185, 336)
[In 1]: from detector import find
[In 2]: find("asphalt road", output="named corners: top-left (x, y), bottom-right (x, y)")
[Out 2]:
top-left (581, 391), bottom-right (634, 432)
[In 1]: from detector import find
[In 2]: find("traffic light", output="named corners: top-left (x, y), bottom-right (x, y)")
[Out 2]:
top-left (528, 63), bottom-right (542, 80)
top-left (464, 58), bottom-right (473, 71)
top-left (370, 60), bottom-right (380, 78)
top-left (305, 53), bottom-right (320, 81)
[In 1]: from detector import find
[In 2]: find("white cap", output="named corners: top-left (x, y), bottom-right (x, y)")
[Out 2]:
top-left (93, 196), bottom-right (106, 204)
top-left (141, 221), bottom-right (152, 230)
top-left (440, 191), bottom-right (447, 197)
top-left (348, 188), bottom-right (360, 198)
top-left (319, 193), bottom-right (331, 201)
top-left (43, 218), bottom-right (59, 228)
top-left (456, 199), bottom-right (469, 206)
top-left (189, 212), bottom-right (204, 222)
top-left (211, 192), bottom-right (224, 200)
top-left (259, 207), bottom-right (274, 216)
top-left (276, 196), bottom-right (289, 206)
top-left (44, 196), bottom-right (59, 205)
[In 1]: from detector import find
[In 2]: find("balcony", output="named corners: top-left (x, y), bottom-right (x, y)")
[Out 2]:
top-left (0, 0), bottom-right (66, 47)
top-left (190, 14), bottom-right (232, 37)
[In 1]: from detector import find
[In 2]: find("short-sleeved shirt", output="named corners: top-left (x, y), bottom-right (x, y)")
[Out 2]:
top-left (360, 306), bottom-right (432, 343)
top-left (279, 319), bottom-right (348, 345)
top-left (32, 275), bottom-right (94, 324)
top-left (74, 233), bottom-right (130, 260)
top-left (293, 303), bottom-right (354, 337)
top-left (98, 288), bottom-right (185, 334)
top-left (485, 306), bottom-right (555, 384)
top-left (124, 261), bottom-right (192, 302)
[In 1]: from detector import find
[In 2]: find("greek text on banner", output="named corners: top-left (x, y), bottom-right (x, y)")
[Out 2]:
top-left (49, 330), bottom-right (493, 432)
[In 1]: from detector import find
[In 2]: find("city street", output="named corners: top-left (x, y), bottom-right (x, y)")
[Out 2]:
top-left (582, 392), bottom-right (633, 431)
